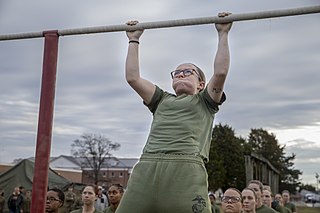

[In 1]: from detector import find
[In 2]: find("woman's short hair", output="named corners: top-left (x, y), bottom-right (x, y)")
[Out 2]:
top-left (109, 183), bottom-right (124, 193)
top-left (49, 188), bottom-right (65, 205)
top-left (242, 187), bottom-right (257, 200)
top-left (84, 184), bottom-right (99, 195)
top-left (224, 187), bottom-right (242, 201)
top-left (191, 63), bottom-right (206, 85)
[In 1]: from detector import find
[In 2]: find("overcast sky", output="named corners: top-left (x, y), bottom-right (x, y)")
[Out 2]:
top-left (0, 1), bottom-right (319, 186)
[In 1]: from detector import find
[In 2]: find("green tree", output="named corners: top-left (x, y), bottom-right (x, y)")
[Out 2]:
top-left (206, 124), bottom-right (246, 191)
top-left (299, 183), bottom-right (316, 192)
top-left (279, 153), bottom-right (302, 193)
top-left (247, 128), bottom-right (301, 192)
top-left (247, 128), bottom-right (284, 169)
top-left (71, 133), bottom-right (120, 184)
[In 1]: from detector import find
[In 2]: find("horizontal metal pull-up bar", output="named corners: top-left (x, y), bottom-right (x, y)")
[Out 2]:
top-left (0, 5), bottom-right (319, 41)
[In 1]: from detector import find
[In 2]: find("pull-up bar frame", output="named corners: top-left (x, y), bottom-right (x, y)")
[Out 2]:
top-left (1, 5), bottom-right (319, 213)
top-left (0, 5), bottom-right (319, 41)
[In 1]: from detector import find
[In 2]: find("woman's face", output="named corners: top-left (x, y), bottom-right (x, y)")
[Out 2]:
top-left (247, 183), bottom-right (261, 204)
top-left (242, 189), bottom-right (256, 213)
top-left (172, 63), bottom-right (204, 96)
top-left (107, 185), bottom-right (123, 205)
top-left (46, 191), bottom-right (63, 213)
top-left (221, 189), bottom-right (242, 213)
top-left (262, 190), bottom-right (272, 207)
top-left (82, 186), bottom-right (97, 206)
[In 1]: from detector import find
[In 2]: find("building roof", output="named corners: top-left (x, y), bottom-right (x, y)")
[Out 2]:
top-left (50, 155), bottom-right (139, 170)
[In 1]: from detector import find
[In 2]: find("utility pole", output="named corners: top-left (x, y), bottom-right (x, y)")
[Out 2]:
top-left (316, 172), bottom-right (319, 191)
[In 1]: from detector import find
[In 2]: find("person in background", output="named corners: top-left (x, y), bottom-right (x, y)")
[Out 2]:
top-left (273, 194), bottom-right (292, 213)
top-left (72, 192), bottom-right (83, 211)
top-left (282, 190), bottom-right (297, 213)
top-left (209, 193), bottom-right (220, 213)
top-left (221, 188), bottom-right (242, 213)
top-left (18, 186), bottom-right (25, 197)
top-left (19, 186), bottom-right (27, 212)
top-left (103, 184), bottom-right (124, 213)
top-left (7, 186), bottom-right (24, 213)
top-left (0, 188), bottom-right (5, 213)
top-left (46, 188), bottom-right (65, 213)
top-left (70, 184), bottom-right (102, 213)
top-left (242, 188), bottom-right (257, 213)
top-left (64, 186), bottom-right (77, 213)
top-left (22, 190), bottom-right (32, 213)
top-left (95, 186), bottom-right (108, 211)
top-left (262, 186), bottom-right (273, 208)
top-left (247, 180), bottom-right (277, 213)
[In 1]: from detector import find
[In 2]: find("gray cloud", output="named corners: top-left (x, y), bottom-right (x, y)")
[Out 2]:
top-left (284, 139), bottom-right (320, 184)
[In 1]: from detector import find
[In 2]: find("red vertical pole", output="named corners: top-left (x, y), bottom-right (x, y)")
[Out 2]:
top-left (30, 31), bottom-right (59, 213)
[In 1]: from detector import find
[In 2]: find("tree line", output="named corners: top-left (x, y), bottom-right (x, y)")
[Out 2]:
top-left (205, 123), bottom-right (302, 193)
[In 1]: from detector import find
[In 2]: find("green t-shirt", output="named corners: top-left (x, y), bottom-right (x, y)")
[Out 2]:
top-left (103, 206), bottom-right (115, 213)
top-left (257, 204), bottom-right (278, 213)
top-left (284, 202), bottom-right (296, 213)
top-left (274, 205), bottom-right (292, 213)
top-left (143, 86), bottom-right (225, 163)
top-left (70, 208), bottom-right (102, 213)
top-left (211, 204), bottom-right (220, 213)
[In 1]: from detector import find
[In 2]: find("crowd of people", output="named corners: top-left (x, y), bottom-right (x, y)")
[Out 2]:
top-left (0, 183), bottom-right (124, 213)
top-left (0, 180), bottom-right (298, 213)
top-left (0, 186), bottom-right (32, 213)
top-left (211, 180), bottom-right (297, 213)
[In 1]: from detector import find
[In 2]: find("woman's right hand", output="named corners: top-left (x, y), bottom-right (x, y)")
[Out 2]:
top-left (215, 12), bottom-right (232, 33)
top-left (126, 20), bottom-right (144, 41)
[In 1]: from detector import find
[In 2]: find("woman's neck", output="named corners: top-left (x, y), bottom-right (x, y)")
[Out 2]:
top-left (109, 203), bottom-right (119, 211)
top-left (82, 205), bottom-right (95, 213)
top-left (243, 210), bottom-right (256, 213)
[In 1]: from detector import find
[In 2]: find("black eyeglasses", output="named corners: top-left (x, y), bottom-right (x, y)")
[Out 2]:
top-left (170, 69), bottom-right (200, 80)
top-left (47, 197), bottom-right (61, 203)
top-left (221, 196), bottom-right (241, 203)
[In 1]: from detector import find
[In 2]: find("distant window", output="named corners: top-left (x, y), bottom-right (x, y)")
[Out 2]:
top-left (102, 172), bottom-right (106, 177)
top-left (111, 172), bottom-right (115, 177)
top-left (119, 172), bottom-right (123, 177)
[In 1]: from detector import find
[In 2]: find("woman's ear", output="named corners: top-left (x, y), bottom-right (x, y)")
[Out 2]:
top-left (197, 81), bottom-right (205, 91)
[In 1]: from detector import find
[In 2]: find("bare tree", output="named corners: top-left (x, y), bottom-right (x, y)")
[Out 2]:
top-left (71, 133), bottom-right (120, 184)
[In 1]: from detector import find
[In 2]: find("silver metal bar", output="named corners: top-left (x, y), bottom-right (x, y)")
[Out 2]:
top-left (0, 5), bottom-right (319, 41)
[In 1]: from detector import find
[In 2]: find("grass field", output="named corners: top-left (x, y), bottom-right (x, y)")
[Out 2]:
top-left (297, 206), bottom-right (320, 213)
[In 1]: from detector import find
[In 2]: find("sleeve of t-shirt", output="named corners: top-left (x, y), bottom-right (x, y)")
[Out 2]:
top-left (144, 85), bottom-right (165, 114)
top-left (202, 86), bottom-right (226, 114)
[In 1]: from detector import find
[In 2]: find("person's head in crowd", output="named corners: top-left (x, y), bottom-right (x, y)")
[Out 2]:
top-left (81, 184), bottom-right (99, 210)
top-left (26, 190), bottom-right (32, 198)
top-left (262, 185), bottom-right (271, 192)
top-left (98, 186), bottom-right (104, 196)
top-left (262, 186), bottom-right (272, 208)
top-left (209, 193), bottom-right (216, 205)
top-left (67, 186), bottom-right (74, 192)
top-left (247, 180), bottom-right (263, 207)
top-left (221, 188), bottom-right (242, 213)
top-left (281, 190), bottom-right (290, 204)
top-left (46, 188), bottom-right (65, 213)
top-left (19, 186), bottom-right (25, 194)
top-left (274, 193), bottom-right (284, 206)
top-left (13, 186), bottom-right (20, 195)
top-left (242, 188), bottom-right (257, 213)
top-left (107, 184), bottom-right (124, 211)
